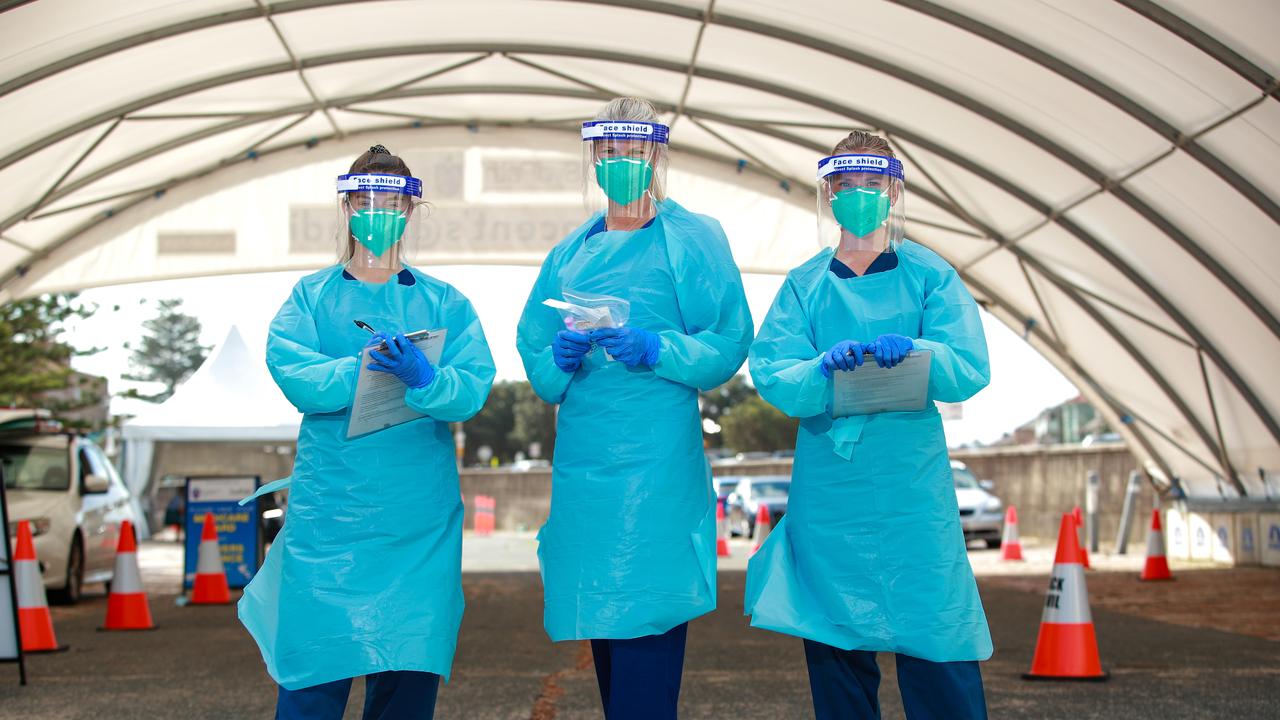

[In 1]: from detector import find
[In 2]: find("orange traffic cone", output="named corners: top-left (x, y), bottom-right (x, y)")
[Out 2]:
top-left (716, 499), bottom-right (731, 558)
top-left (101, 520), bottom-right (155, 630)
top-left (13, 521), bottom-right (67, 653)
top-left (1140, 509), bottom-right (1173, 581)
top-left (752, 504), bottom-right (773, 555)
top-left (1023, 513), bottom-right (1107, 681)
top-left (1000, 506), bottom-right (1024, 561)
top-left (1071, 506), bottom-right (1091, 569)
top-left (190, 512), bottom-right (231, 605)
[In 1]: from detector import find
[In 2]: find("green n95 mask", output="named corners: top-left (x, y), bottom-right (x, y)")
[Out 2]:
top-left (348, 209), bottom-right (408, 257)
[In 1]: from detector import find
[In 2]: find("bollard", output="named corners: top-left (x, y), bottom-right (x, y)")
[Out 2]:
top-left (1085, 471), bottom-right (1100, 554)
top-left (1115, 470), bottom-right (1143, 554)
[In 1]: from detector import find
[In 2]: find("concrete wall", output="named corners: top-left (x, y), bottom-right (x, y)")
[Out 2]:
top-left (460, 469), bottom-right (552, 532)
top-left (951, 443), bottom-right (1151, 546)
top-left (148, 441), bottom-right (1154, 549)
top-left (454, 445), bottom-right (1153, 548)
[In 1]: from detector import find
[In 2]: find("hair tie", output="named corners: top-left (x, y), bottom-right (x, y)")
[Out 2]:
top-left (369, 144), bottom-right (390, 155)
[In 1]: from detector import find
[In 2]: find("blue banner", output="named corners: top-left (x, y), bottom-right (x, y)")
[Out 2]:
top-left (183, 476), bottom-right (261, 590)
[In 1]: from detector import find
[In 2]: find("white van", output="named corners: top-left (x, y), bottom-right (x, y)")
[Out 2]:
top-left (2, 411), bottom-right (139, 604)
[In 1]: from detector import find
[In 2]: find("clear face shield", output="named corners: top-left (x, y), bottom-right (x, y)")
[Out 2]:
top-left (336, 173), bottom-right (423, 273)
top-left (582, 121), bottom-right (669, 222)
top-left (817, 154), bottom-right (906, 260)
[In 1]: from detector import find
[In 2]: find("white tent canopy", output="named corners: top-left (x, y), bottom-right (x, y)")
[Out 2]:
top-left (2, 1), bottom-right (1277, 497)
top-left (119, 324), bottom-right (301, 531)
top-left (121, 324), bottom-right (300, 442)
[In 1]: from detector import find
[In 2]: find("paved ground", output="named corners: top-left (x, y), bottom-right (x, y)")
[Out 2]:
top-left (1, 537), bottom-right (1276, 719)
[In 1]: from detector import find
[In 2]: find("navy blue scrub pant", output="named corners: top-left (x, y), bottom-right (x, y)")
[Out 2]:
top-left (591, 622), bottom-right (688, 720)
top-left (275, 671), bottom-right (439, 720)
top-left (803, 640), bottom-right (987, 720)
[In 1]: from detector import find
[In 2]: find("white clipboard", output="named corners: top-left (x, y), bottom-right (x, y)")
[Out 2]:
top-left (346, 329), bottom-right (447, 439)
top-left (831, 349), bottom-right (933, 418)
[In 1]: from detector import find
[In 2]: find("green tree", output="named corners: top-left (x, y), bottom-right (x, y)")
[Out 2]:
top-left (719, 394), bottom-right (799, 453)
top-left (462, 380), bottom-right (556, 465)
top-left (511, 382), bottom-right (555, 461)
top-left (462, 380), bottom-right (519, 465)
top-left (0, 293), bottom-right (106, 427)
top-left (699, 373), bottom-right (756, 448)
top-left (124, 298), bottom-right (209, 402)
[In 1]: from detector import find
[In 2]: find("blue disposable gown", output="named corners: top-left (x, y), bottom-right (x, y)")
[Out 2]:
top-left (516, 200), bottom-right (753, 641)
top-left (745, 241), bottom-right (993, 662)
top-left (239, 265), bottom-right (495, 690)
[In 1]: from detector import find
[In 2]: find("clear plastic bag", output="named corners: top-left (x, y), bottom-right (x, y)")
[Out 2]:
top-left (543, 290), bottom-right (631, 360)
top-left (543, 290), bottom-right (630, 332)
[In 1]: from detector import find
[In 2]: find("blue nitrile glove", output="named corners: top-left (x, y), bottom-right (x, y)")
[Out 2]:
top-left (368, 332), bottom-right (436, 388)
top-left (820, 340), bottom-right (868, 378)
top-left (590, 326), bottom-right (661, 369)
top-left (870, 334), bottom-right (914, 368)
top-left (364, 332), bottom-right (391, 350)
top-left (552, 330), bottom-right (591, 373)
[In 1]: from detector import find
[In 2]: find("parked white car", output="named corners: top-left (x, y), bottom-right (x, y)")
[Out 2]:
top-left (952, 460), bottom-right (1003, 548)
top-left (2, 412), bottom-right (139, 604)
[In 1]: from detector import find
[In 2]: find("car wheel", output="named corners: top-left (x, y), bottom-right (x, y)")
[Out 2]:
top-left (985, 538), bottom-right (1002, 549)
top-left (48, 535), bottom-right (84, 605)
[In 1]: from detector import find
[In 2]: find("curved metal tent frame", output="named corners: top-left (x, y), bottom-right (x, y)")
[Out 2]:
top-left (0, 0), bottom-right (1275, 496)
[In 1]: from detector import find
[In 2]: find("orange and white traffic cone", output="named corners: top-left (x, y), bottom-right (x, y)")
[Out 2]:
top-left (716, 499), bottom-right (731, 558)
top-left (1023, 513), bottom-right (1107, 681)
top-left (752, 505), bottom-right (773, 555)
top-left (1140, 509), bottom-right (1173, 582)
top-left (101, 520), bottom-right (155, 630)
top-left (189, 512), bottom-right (230, 605)
top-left (1071, 506), bottom-right (1091, 569)
top-left (1000, 506), bottom-right (1024, 561)
top-left (13, 521), bottom-right (67, 653)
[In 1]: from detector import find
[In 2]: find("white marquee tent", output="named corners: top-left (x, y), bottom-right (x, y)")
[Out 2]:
top-left (119, 324), bottom-right (301, 531)
top-left (1, 0), bottom-right (1277, 498)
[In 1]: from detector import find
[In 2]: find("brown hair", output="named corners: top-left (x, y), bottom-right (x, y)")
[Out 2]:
top-left (348, 144), bottom-right (412, 175)
top-left (831, 130), bottom-right (895, 158)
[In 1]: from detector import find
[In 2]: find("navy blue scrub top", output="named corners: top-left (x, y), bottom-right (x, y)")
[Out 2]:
top-left (830, 252), bottom-right (898, 278)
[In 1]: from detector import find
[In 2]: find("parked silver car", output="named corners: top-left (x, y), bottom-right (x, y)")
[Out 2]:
top-left (952, 460), bottom-right (1003, 548)
top-left (3, 416), bottom-right (138, 604)
top-left (726, 475), bottom-right (790, 538)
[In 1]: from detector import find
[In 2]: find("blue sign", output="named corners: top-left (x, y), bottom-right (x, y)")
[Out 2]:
top-left (183, 476), bottom-right (261, 590)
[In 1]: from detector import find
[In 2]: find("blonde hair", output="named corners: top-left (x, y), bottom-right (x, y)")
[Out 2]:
top-left (832, 130), bottom-right (895, 158)
top-left (591, 97), bottom-right (668, 201)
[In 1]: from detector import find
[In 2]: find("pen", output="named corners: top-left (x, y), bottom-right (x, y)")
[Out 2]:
top-left (354, 320), bottom-right (377, 335)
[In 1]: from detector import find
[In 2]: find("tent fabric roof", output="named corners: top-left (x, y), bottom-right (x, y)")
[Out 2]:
top-left (120, 325), bottom-right (300, 441)
top-left (2, 0), bottom-right (1277, 496)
